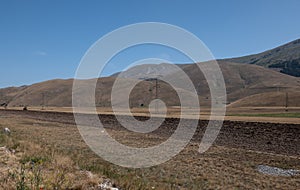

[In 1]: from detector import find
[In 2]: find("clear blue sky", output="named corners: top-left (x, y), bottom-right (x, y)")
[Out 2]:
top-left (1, 0), bottom-right (300, 87)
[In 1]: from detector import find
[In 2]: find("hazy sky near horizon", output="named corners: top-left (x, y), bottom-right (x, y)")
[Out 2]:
top-left (1, 0), bottom-right (300, 87)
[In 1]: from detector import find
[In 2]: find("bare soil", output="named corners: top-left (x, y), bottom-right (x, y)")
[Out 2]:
top-left (0, 109), bottom-right (299, 189)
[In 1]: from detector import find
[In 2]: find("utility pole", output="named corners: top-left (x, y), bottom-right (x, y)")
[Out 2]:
top-left (140, 75), bottom-right (161, 113)
top-left (42, 93), bottom-right (45, 110)
top-left (155, 78), bottom-right (158, 113)
top-left (155, 78), bottom-right (158, 100)
top-left (285, 92), bottom-right (288, 112)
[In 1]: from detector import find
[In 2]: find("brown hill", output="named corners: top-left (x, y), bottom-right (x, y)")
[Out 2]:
top-left (115, 61), bottom-right (300, 105)
top-left (1, 61), bottom-right (299, 108)
top-left (229, 91), bottom-right (300, 107)
top-left (0, 77), bottom-right (197, 108)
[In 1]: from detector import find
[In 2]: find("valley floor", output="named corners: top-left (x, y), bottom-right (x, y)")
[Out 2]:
top-left (0, 109), bottom-right (299, 189)
top-left (1, 106), bottom-right (300, 124)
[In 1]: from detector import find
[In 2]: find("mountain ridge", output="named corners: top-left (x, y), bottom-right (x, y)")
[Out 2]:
top-left (224, 38), bottom-right (300, 77)
top-left (1, 39), bottom-right (300, 108)
top-left (1, 61), bottom-right (299, 108)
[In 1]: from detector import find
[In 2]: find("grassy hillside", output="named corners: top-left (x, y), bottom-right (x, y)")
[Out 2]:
top-left (0, 62), bottom-right (299, 108)
top-left (226, 39), bottom-right (300, 77)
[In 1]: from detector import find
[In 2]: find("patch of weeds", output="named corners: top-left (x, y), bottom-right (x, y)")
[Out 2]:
top-left (190, 178), bottom-right (209, 190)
top-left (0, 133), bottom-right (6, 146)
top-left (20, 155), bottom-right (48, 165)
top-left (16, 163), bottom-right (30, 190)
top-left (0, 130), bottom-right (20, 151)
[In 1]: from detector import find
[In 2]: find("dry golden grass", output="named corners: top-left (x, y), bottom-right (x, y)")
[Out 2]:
top-left (0, 133), bottom-right (106, 189)
top-left (0, 114), bottom-right (299, 189)
top-left (1, 62), bottom-right (300, 108)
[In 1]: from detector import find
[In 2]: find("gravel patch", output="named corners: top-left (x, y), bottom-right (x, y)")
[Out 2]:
top-left (257, 165), bottom-right (300, 177)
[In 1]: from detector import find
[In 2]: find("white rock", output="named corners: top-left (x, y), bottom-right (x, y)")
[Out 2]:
top-left (3, 128), bottom-right (10, 134)
top-left (98, 179), bottom-right (119, 190)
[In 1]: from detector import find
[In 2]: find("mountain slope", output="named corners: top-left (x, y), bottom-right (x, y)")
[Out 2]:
top-left (114, 61), bottom-right (300, 104)
top-left (1, 39), bottom-right (300, 108)
top-left (1, 61), bottom-right (299, 108)
top-left (0, 77), bottom-right (198, 108)
top-left (225, 39), bottom-right (300, 77)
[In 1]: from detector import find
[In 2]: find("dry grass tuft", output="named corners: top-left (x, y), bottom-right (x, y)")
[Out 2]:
top-left (0, 136), bottom-right (105, 190)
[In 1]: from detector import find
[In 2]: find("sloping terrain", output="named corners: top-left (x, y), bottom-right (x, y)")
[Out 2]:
top-left (113, 61), bottom-right (300, 106)
top-left (226, 39), bottom-right (300, 77)
top-left (0, 77), bottom-right (195, 108)
top-left (229, 91), bottom-right (300, 107)
top-left (0, 61), bottom-right (300, 108)
top-left (1, 39), bottom-right (300, 108)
